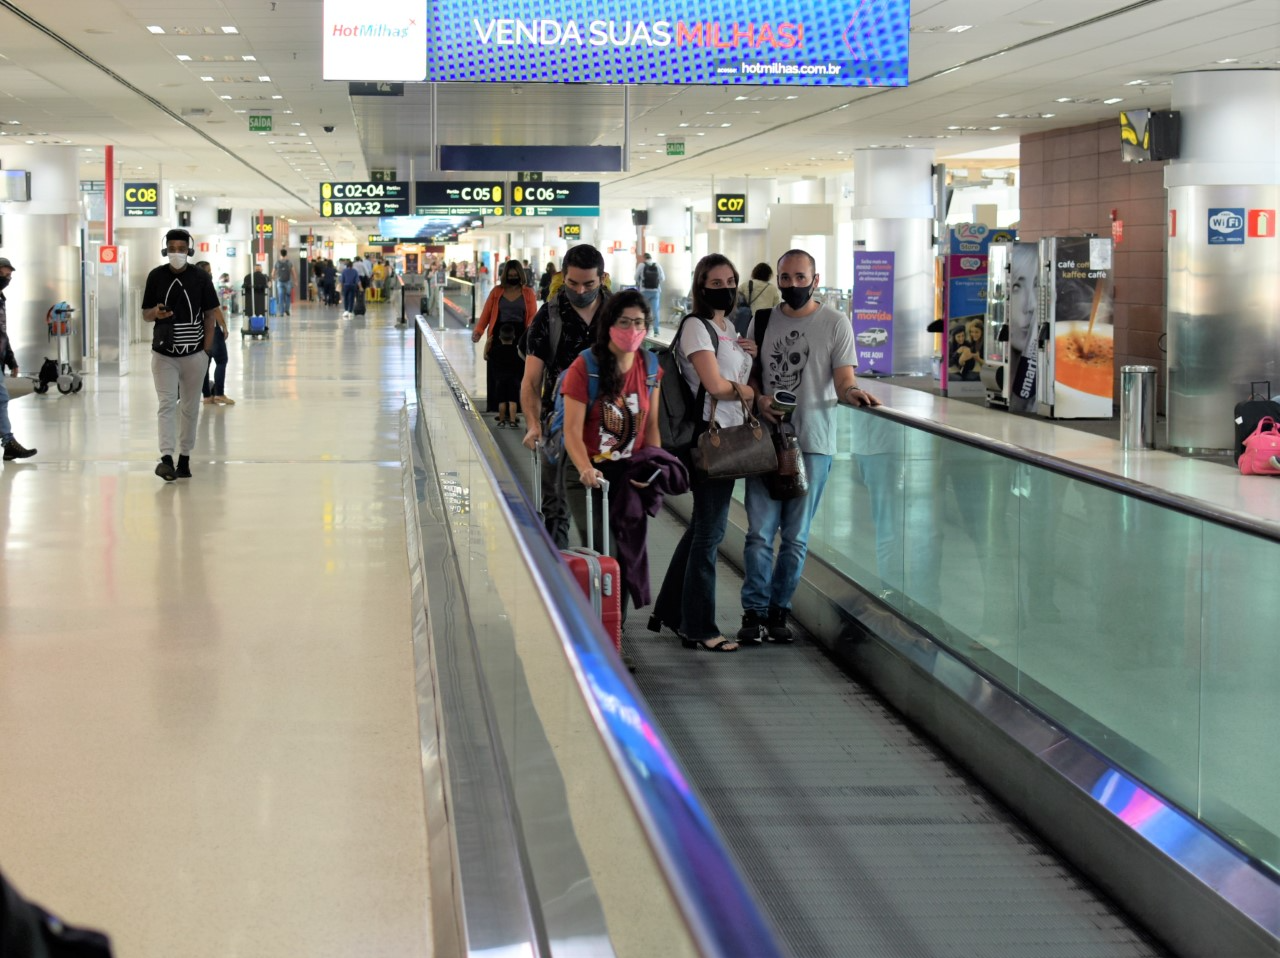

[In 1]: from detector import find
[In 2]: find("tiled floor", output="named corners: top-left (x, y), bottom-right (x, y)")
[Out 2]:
top-left (0, 300), bottom-right (431, 957)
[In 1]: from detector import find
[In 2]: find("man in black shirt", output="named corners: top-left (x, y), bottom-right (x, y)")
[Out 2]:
top-left (520, 244), bottom-right (608, 548)
top-left (141, 228), bottom-right (220, 481)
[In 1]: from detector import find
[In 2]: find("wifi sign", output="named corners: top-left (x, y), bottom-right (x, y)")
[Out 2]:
top-left (1208, 208), bottom-right (1245, 245)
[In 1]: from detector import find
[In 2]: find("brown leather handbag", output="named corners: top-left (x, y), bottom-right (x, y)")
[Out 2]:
top-left (764, 419), bottom-right (810, 500)
top-left (690, 388), bottom-right (779, 480)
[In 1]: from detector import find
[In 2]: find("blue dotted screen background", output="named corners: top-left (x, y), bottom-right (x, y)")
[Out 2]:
top-left (427, 0), bottom-right (909, 86)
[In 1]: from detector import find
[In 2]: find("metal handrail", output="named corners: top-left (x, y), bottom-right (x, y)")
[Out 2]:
top-left (861, 401), bottom-right (1280, 543)
top-left (414, 319), bottom-right (784, 958)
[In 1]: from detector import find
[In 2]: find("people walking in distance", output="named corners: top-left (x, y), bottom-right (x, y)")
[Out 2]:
top-left (197, 261), bottom-right (234, 407)
top-left (273, 248), bottom-right (294, 317)
top-left (520, 244), bottom-right (611, 548)
top-left (0, 257), bottom-right (36, 461)
top-left (635, 253), bottom-right (665, 332)
top-left (340, 259), bottom-right (360, 317)
top-left (142, 228), bottom-right (221, 481)
top-left (732, 262), bottom-right (783, 334)
top-left (739, 249), bottom-right (881, 643)
top-left (651, 254), bottom-right (759, 652)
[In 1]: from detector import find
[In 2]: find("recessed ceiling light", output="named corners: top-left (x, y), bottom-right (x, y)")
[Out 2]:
top-left (1216, 58), bottom-right (1239, 64)
top-left (242, 55), bottom-right (256, 61)
top-left (995, 113), bottom-right (1011, 118)
top-left (656, 132), bottom-right (666, 137)
top-left (219, 95), bottom-right (232, 100)
top-left (234, 109), bottom-right (246, 113)
top-left (176, 54), bottom-right (191, 61)
top-left (258, 76), bottom-right (271, 82)
top-left (200, 75), bottom-right (215, 82)
top-left (271, 95), bottom-right (283, 100)
top-left (291, 122), bottom-right (301, 126)
top-left (678, 122), bottom-right (689, 127)
top-left (25, 139), bottom-right (34, 144)
top-left (147, 25), bottom-right (165, 34)
top-left (298, 132), bottom-right (307, 136)
top-left (785, 95), bottom-right (799, 99)
top-left (988, 126), bottom-right (1002, 130)
top-left (1055, 97), bottom-right (1074, 102)
top-left (1126, 79), bottom-right (1147, 86)
top-left (947, 24), bottom-right (973, 32)
top-left (721, 123), bottom-right (731, 127)
top-left (83, 147), bottom-right (93, 152)
top-left (1103, 97), bottom-right (1123, 105)
top-left (1042, 113), bottom-right (1055, 118)
top-left (221, 26), bottom-right (238, 34)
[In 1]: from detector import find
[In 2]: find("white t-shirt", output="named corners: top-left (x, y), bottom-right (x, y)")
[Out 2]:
top-left (677, 315), bottom-right (753, 427)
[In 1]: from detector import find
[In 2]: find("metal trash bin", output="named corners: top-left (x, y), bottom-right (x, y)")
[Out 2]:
top-left (1120, 364), bottom-right (1157, 450)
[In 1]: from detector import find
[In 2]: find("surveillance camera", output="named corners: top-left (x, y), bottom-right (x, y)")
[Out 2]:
top-left (323, 125), bottom-right (335, 133)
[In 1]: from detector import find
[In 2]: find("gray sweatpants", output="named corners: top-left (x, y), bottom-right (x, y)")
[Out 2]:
top-left (151, 351), bottom-right (208, 457)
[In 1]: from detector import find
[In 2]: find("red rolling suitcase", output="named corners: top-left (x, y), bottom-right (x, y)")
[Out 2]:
top-left (534, 448), bottom-right (623, 653)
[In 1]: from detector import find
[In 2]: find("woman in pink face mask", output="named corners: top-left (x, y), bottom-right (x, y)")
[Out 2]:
top-left (561, 289), bottom-right (664, 491)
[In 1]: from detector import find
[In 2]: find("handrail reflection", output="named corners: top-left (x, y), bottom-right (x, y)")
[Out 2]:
top-left (415, 320), bottom-right (784, 958)
top-left (863, 403), bottom-right (1280, 544)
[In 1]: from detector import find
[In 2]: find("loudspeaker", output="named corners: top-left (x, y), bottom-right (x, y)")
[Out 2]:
top-left (216, 207), bottom-right (232, 226)
top-left (1147, 110), bottom-right (1181, 162)
top-left (631, 209), bottom-right (648, 226)
top-left (177, 210), bottom-right (192, 227)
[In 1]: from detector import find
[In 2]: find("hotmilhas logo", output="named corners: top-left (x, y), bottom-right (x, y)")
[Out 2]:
top-left (332, 21), bottom-right (412, 39)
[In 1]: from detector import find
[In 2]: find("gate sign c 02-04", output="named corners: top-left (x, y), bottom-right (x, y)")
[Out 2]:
top-left (318, 181), bottom-right (411, 218)
top-left (123, 182), bottom-right (159, 217)
top-left (427, 0), bottom-right (909, 87)
top-left (715, 193), bottom-right (747, 224)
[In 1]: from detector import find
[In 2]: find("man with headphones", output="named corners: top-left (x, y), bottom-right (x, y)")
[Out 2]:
top-left (141, 228), bottom-right (221, 481)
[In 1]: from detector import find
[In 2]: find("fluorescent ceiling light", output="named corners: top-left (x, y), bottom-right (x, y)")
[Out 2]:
top-left (219, 95), bottom-right (232, 100)
top-left (221, 26), bottom-right (238, 34)
top-left (1055, 97), bottom-right (1074, 102)
top-left (1126, 79), bottom-right (1147, 85)
top-left (147, 25), bottom-right (165, 34)
top-left (176, 55), bottom-right (192, 61)
top-left (947, 25), bottom-right (973, 32)
top-left (242, 55), bottom-right (256, 61)
top-left (1216, 58), bottom-right (1238, 64)
top-left (258, 76), bottom-right (271, 82)
top-left (1103, 97), bottom-right (1123, 104)
top-left (271, 95), bottom-right (283, 100)
top-left (200, 75), bottom-right (214, 81)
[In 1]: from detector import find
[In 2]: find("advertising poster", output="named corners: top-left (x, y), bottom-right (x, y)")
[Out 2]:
top-left (1049, 236), bottom-right (1114, 419)
top-left (944, 224), bottom-right (994, 387)
top-left (853, 251), bottom-right (894, 374)
top-left (426, 0), bottom-right (910, 87)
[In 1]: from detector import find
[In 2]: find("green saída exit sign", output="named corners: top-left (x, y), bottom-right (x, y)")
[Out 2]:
top-left (666, 139), bottom-right (685, 157)
top-left (249, 115), bottom-right (272, 132)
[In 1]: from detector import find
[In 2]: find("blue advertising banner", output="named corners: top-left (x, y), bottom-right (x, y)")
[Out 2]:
top-left (852, 251), bottom-right (894, 374)
top-left (428, 0), bottom-right (909, 87)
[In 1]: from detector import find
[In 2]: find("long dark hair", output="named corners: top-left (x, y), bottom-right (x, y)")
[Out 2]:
top-left (592, 288), bottom-right (650, 400)
top-left (500, 258), bottom-right (523, 287)
top-left (688, 253), bottom-right (740, 319)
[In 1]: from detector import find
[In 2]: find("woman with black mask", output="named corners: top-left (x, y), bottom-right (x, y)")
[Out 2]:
top-left (472, 259), bottom-right (537, 427)
top-left (649, 254), bottom-right (758, 652)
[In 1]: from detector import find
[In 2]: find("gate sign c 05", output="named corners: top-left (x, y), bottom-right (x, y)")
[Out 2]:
top-left (715, 193), bottom-right (747, 224)
top-left (123, 182), bottom-right (159, 217)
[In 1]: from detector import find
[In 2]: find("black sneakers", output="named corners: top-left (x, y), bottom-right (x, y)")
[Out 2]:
top-left (766, 606), bottom-right (795, 644)
top-left (155, 455), bottom-right (177, 481)
top-left (737, 610), bottom-right (767, 644)
top-left (2, 438), bottom-right (36, 460)
top-left (175, 454), bottom-right (192, 479)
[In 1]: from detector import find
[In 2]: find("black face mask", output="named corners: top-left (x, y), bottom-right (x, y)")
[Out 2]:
top-left (0, 276), bottom-right (9, 291)
top-left (780, 282), bottom-right (815, 310)
top-left (702, 287), bottom-right (737, 313)
top-left (505, 274), bottom-right (521, 285)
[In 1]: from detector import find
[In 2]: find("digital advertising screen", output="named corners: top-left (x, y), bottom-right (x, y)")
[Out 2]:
top-left (428, 0), bottom-right (910, 86)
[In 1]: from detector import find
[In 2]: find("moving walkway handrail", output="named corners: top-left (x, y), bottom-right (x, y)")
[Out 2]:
top-left (864, 401), bottom-right (1280, 543)
top-left (414, 320), bottom-right (784, 958)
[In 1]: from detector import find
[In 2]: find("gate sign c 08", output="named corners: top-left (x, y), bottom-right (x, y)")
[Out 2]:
top-left (715, 193), bottom-right (747, 224)
top-left (123, 182), bottom-right (159, 217)
top-left (428, 0), bottom-right (909, 87)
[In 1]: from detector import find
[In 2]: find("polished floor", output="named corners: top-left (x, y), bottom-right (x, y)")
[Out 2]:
top-left (0, 300), bottom-right (431, 956)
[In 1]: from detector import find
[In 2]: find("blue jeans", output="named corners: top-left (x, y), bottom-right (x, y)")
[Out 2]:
top-left (274, 280), bottom-right (292, 314)
top-left (641, 289), bottom-right (661, 330)
top-left (0, 373), bottom-right (11, 443)
top-left (741, 453), bottom-right (833, 613)
top-left (654, 476), bottom-right (736, 640)
top-left (342, 284), bottom-right (358, 313)
top-left (202, 328), bottom-right (229, 397)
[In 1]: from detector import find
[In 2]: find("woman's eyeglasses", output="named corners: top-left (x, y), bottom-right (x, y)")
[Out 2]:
top-left (614, 318), bottom-right (650, 331)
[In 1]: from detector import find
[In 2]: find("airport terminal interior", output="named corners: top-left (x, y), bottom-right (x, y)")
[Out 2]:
top-left (0, 1), bottom-right (1278, 956)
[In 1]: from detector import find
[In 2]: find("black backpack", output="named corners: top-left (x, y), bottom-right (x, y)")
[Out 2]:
top-left (655, 314), bottom-right (717, 459)
top-left (642, 262), bottom-right (661, 289)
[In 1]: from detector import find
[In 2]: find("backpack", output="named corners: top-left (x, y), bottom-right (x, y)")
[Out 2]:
top-left (642, 262), bottom-right (661, 289)
top-left (655, 314), bottom-right (717, 459)
top-left (544, 347), bottom-right (660, 466)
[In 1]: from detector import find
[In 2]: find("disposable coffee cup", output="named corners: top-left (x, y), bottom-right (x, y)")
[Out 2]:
top-left (771, 390), bottom-right (797, 415)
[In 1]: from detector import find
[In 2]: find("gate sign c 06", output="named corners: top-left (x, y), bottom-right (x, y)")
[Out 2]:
top-left (715, 193), bottom-right (747, 224)
top-left (123, 182), bottom-right (159, 217)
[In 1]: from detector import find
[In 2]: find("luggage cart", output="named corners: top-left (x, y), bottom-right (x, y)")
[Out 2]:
top-left (34, 301), bottom-right (82, 394)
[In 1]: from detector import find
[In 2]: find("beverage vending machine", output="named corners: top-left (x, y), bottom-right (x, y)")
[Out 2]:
top-left (981, 240), bottom-right (1040, 413)
top-left (1035, 236), bottom-right (1115, 419)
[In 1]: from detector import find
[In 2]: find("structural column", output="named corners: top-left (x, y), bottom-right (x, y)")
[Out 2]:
top-left (1166, 70), bottom-right (1280, 451)
top-left (853, 148), bottom-right (935, 375)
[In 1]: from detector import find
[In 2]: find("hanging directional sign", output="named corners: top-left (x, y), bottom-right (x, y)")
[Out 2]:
top-left (509, 181), bottom-right (600, 217)
top-left (715, 193), bottom-right (747, 224)
top-left (318, 180), bottom-right (410, 217)
top-left (123, 182), bottom-right (159, 217)
top-left (414, 181), bottom-right (506, 216)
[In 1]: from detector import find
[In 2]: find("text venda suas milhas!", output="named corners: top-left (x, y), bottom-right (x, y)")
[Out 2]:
top-left (473, 20), bottom-right (806, 48)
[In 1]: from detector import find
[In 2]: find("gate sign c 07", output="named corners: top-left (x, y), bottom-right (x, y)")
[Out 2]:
top-left (428, 0), bottom-right (909, 87)
top-left (123, 182), bottom-right (159, 217)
